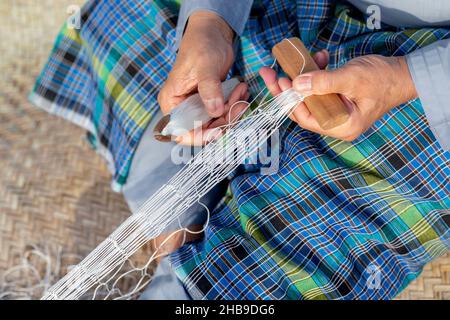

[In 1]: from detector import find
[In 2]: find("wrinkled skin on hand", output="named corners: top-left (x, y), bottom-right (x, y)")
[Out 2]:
top-left (260, 50), bottom-right (418, 141)
top-left (158, 11), bottom-right (249, 146)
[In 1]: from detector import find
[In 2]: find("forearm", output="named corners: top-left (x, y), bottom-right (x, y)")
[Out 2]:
top-left (406, 39), bottom-right (450, 150)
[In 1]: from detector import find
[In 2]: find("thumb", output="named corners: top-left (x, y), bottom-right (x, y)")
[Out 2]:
top-left (293, 69), bottom-right (345, 96)
top-left (197, 76), bottom-right (224, 118)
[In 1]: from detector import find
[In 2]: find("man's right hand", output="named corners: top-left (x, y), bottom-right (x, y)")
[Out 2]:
top-left (158, 11), bottom-right (236, 118)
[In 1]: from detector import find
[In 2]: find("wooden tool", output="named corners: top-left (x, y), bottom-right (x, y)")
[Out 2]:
top-left (272, 37), bottom-right (349, 130)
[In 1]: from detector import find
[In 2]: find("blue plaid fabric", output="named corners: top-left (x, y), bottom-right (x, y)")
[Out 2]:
top-left (30, 0), bottom-right (180, 189)
top-left (31, 0), bottom-right (450, 299)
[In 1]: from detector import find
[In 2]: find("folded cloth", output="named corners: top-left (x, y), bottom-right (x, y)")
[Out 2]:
top-left (30, 0), bottom-right (450, 299)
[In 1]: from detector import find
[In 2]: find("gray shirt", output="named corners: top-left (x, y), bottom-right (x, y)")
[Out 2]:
top-left (175, 0), bottom-right (450, 150)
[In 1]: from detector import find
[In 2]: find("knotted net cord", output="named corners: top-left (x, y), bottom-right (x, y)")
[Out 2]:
top-left (40, 87), bottom-right (305, 300)
top-left (37, 39), bottom-right (314, 300)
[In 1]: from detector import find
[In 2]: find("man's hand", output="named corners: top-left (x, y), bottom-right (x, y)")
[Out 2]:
top-left (260, 51), bottom-right (418, 141)
top-left (158, 11), bottom-right (235, 117)
top-left (158, 11), bottom-right (249, 145)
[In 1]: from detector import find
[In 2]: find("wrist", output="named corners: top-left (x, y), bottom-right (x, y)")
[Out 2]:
top-left (394, 56), bottom-right (418, 103)
top-left (186, 11), bottom-right (234, 44)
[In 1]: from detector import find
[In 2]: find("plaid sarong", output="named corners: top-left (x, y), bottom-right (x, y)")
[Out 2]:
top-left (31, 0), bottom-right (450, 299)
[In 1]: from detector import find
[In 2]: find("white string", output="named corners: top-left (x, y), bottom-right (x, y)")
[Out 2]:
top-left (40, 40), bottom-right (309, 300)
top-left (38, 90), bottom-right (303, 300)
top-left (284, 38), bottom-right (307, 74)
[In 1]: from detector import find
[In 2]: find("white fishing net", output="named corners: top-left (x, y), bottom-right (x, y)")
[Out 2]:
top-left (0, 242), bottom-right (157, 300)
top-left (36, 89), bottom-right (304, 300)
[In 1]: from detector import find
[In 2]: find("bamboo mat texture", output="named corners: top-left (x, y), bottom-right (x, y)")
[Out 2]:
top-left (0, 0), bottom-right (448, 300)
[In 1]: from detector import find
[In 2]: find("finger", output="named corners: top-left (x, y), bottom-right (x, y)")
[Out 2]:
top-left (259, 67), bottom-right (282, 96)
top-left (227, 82), bottom-right (248, 106)
top-left (201, 127), bottom-right (224, 144)
top-left (292, 68), bottom-right (346, 96)
top-left (271, 77), bottom-right (296, 121)
top-left (278, 77), bottom-right (292, 91)
top-left (197, 75), bottom-right (225, 118)
top-left (209, 95), bottom-right (250, 128)
top-left (205, 100), bottom-right (249, 141)
top-left (198, 84), bottom-right (250, 145)
top-left (292, 95), bottom-right (359, 138)
top-left (312, 49), bottom-right (330, 70)
top-left (175, 83), bottom-right (250, 146)
top-left (176, 126), bottom-right (223, 146)
top-left (222, 82), bottom-right (249, 124)
top-left (157, 83), bottom-right (189, 115)
top-left (174, 124), bottom-right (205, 146)
top-left (291, 102), bottom-right (327, 134)
top-left (219, 100), bottom-right (249, 127)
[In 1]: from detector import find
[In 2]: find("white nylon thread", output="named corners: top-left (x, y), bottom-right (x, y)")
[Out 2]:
top-left (41, 40), bottom-right (308, 300)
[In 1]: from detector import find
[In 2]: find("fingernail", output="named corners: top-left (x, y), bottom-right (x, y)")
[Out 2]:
top-left (293, 75), bottom-right (312, 93)
top-left (205, 98), bottom-right (223, 116)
